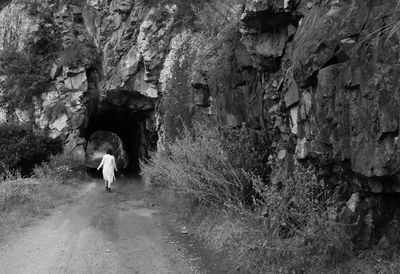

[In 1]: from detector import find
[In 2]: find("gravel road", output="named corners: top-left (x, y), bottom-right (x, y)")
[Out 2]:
top-left (0, 178), bottom-right (204, 274)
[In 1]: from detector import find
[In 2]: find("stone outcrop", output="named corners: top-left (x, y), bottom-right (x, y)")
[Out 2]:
top-left (83, 0), bottom-right (175, 98)
top-left (297, 63), bottom-right (400, 178)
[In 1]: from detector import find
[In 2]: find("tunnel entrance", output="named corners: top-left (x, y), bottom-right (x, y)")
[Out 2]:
top-left (84, 108), bottom-right (155, 175)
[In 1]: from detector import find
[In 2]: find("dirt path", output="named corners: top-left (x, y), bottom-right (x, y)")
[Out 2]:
top-left (0, 178), bottom-right (215, 274)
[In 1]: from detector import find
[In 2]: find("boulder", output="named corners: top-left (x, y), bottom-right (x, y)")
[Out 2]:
top-left (50, 63), bottom-right (63, 79)
top-left (240, 1), bottom-right (298, 71)
top-left (110, 0), bottom-right (133, 14)
top-left (64, 130), bottom-right (86, 160)
top-left (241, 0), bottom-right (298, 32)
top-left (14, 109), bottom-right (30, 124)
top-left (124, 69), bottom-right (158, 98)
top-left (49, 114), bottom-right (69, 139)
top-left (64, 70), bottom-right (88, 91)
top-left (289, 105), bottom-right (298, 134)
top-left (284, 75), bottom-right (299, 108)
top-left (241, 27), bottom-right (288, 60)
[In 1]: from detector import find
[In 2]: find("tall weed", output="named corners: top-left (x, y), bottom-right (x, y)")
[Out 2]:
top-left (142, 122), bottom-right (245, 208)
top-left (249, 163), bottom-right (353, 272)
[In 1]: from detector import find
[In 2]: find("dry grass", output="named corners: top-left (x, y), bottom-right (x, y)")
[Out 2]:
top-left (162, 200), bottom-right (353, 273)
top-left (0, 154), bottom-right (83, 240)
top-left (0, 177), bottom-right (76, 239)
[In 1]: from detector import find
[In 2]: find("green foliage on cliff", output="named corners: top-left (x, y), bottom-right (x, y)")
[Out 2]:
top-left (20, 0), bottom-right (84, 15)
top-left (60, 39), bottom-right (99, 68)
top-left (193, 0), bottom-right (243, 75)
top-left (0, 123), bottom-right (62, 176)
top-left (0, 47), bottom-right (53, 107)
top-left (0, 4), bottom-right (62, 106)
top-left (146, 0), bottom-right (199, 26)
top-left (147, 0), bottom-right (244, 30)
top-left (0, 0), bottom-right (97, 107)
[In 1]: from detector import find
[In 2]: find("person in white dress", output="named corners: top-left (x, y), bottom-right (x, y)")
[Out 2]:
top-left (97, 149), bottom-right (118, 192)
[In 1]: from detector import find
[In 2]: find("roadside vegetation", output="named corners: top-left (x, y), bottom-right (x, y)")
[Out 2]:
top-left (0, 123), bottom-right (85, 239)
top-left (142, 123), bottom-right (400, 273)
top-left (141, 123), bottom-right (352, 273)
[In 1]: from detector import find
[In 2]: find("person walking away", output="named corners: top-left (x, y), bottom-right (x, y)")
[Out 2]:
top-left (97, 149), bottom-right (118, 192)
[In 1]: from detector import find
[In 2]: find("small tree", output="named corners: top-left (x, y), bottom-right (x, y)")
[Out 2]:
top-left (0, 123), bottom-right (62, 176)
top-left (0, 47), bottom-right (52, 106)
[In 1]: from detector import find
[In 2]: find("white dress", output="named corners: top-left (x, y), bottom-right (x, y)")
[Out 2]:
top-left (97, 154), bottom-right (117, 183)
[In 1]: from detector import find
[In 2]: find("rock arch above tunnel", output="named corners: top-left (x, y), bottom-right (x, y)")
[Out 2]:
top-left (84, 105), bottom-right (157, 173)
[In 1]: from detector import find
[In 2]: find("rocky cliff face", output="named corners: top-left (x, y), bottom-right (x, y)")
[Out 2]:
top-left (1, 0), bottom-right (400, 245)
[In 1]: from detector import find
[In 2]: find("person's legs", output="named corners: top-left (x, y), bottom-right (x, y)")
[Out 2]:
top-left (105, 180), bottom-right (107, 191)
top-left (108, 180), bottom-right (112, 192)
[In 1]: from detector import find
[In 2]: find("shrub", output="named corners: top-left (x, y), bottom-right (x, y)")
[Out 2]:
top-left (0, 123), bottom-right (62, 176)
top-left (20, 0), bottom-right (84, 16)
top-left (43, 152), bottom-right (86, 179)
top-left (219, 126), bottom-right (270, 178)
top-left (248, 163), bottom-right (353, 272)
top-left (146, 0), bottom-right (244, 31)
top-left (193, 0), bottom-right (243, 73)
top-left (141, 122), bottom-right (246, 208)
top-left (145, 0), bottom-right (205, 27)
top-left (60, 39), bottom-right (99, 68)
top-left (0, 47), bottom-right (53, 106)
top-left (0, 152), bottom-right (84, 212)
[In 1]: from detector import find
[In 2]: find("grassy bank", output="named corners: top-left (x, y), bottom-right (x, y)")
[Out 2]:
top-left (154, 181), bottom-right (354, 273)
top-left (0, 153), bottom-right (85, 238)
top-left (155, 192), bottom-right (400, 273)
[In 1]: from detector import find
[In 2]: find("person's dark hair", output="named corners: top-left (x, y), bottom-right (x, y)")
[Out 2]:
top-left (107, 148), bottom-right (113, 155)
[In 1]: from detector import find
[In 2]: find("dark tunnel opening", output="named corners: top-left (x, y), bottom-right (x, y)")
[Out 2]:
top-left (84, 109), bottom-right (153, 176)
